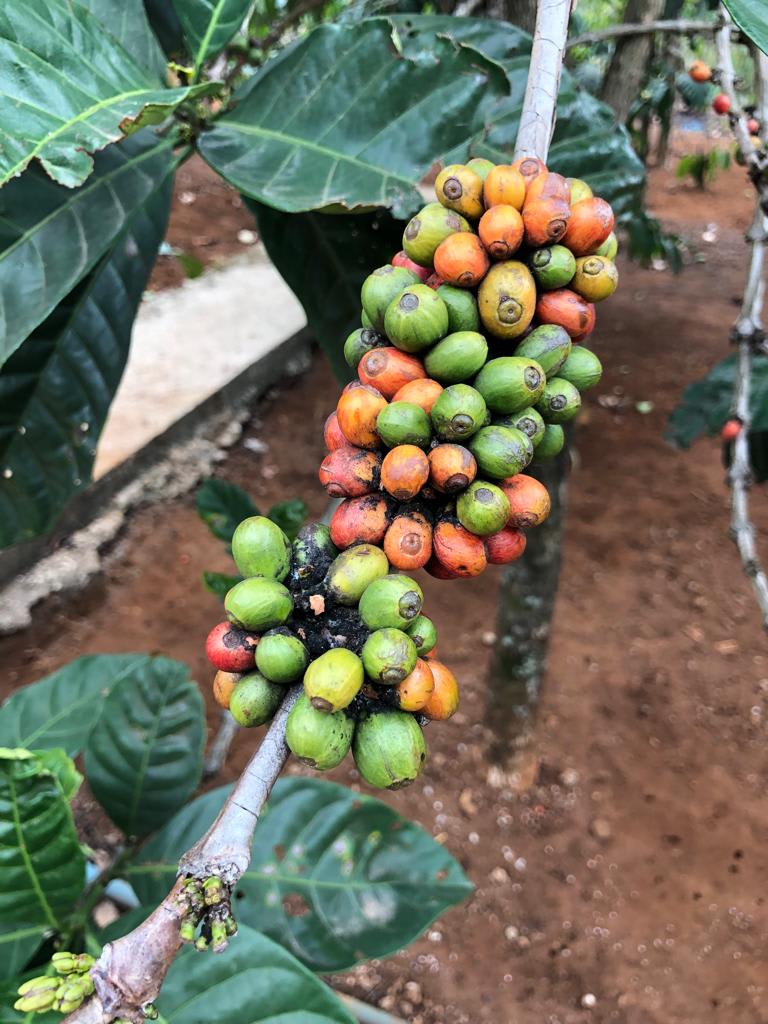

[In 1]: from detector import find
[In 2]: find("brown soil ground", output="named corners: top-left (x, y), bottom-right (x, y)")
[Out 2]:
top-left (3, 149), bottom-right (768, 1024)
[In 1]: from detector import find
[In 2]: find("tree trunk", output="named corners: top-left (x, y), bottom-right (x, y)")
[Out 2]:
top-left (485, 443), bottom-right (569, 762)
top-left (599, 0), bottom-right (666, 123)
top-left (499, 0), bottom-right (537, 34)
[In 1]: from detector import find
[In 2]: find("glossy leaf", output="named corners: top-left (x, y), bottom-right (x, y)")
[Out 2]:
top-left (0, 154), bottom-right (174, 550)
top-left (172, 0), bottom-right (253, 75)
top-left (78, 0), bottom-right (167, 77)
top-left (0, 923), bottom-right (46, 980)
top-left (0, 750), bottom-right (85, 927)
top-left (128, 779), bottom-right (472, 972)
top-left (0, 131), bottom-right (178, 371)
top-left (252, 202), bottom-right (404, 382)
top-left (724, 0), bottom-right (768, 56)
top-left (144, 0), bottom-right (186, 59)
top-left (158, 925), bottom-right (355, 1023)
top-left (0, 0), bottom-right (216, 188)
top-left (666, 354), bottom-right (768, 448)
top-left (199, 19), bottom-right (509, 218)
top-left (84, 657), bottom-right (205, 837)
top-left (196, 478), bottom-right (258, 543)
top-left (202, 570), bottom-right (243, 599)
top-left (0, 654), bottom-right (156, 757)
top-left (267, 498), bottom-right (308, 540)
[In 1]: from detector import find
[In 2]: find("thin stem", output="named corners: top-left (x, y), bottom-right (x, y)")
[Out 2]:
top-left (514, 0), bottom-right (572, 162)
top-left (567, 17), bottom-right (721, 49)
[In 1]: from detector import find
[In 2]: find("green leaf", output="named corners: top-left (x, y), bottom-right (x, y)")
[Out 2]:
top-left (128, 778), bottom-right (472, 972)
top-left (196, 478), bottom-right (258, 543)
top-left (724, 0), bottom-right (768, 56)
top-left (0, 923), bottom-right (46, 980)
top-left (0, 131), bottom-right (178, 371)
top-left (267, 498), bottom-right (308, 540)
top-left (157, 925), bottom-right (355, 1024)
top-left (172, 0), bottom-right (253, 76)
top-left (199, 19), bottom-right (510, 219)
top-left (83, 657), bottom-right (205, 837)
top-left (78, 0), bottom-right (167, 78)
top-left (28, 749), bottom-right (82, 801)
top-left (0, 750), bottom-right (85, 927)
top-left (0, 654), bottom-right (157, 757)
top-left (0, 148), bottom-right (174, 550)
top-left (0, 0), bottom-right (217, 188)
top-left (202, 570), bottom-right (243, 598)
top-left (144, 0), bottom-right (186, 59)
top-left (666, 354), bottom-right (768, 448)
top-left (251, 202), bottom-right (404, 382)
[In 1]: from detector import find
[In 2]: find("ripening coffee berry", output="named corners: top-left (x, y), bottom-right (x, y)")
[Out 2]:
top-left (205, 621), bottom-right (258, 672)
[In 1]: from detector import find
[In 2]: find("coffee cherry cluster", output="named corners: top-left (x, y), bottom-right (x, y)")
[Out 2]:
top-left (321, 156), bottom-right (618, 578)
top-left (206, 516), bottom-right (459, 789)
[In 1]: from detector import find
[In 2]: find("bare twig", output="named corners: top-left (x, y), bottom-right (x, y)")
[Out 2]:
top-left (514, 0), bottom-right (572, 162)
top-left (567, 17), bottom-right (722, 50)
top-left (716, 12), bottom-right (768, 629)
top-left (202, 710), bottom-right (240, 778)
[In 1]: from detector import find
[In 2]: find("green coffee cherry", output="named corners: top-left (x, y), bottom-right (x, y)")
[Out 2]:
top-left (361, 265), bottom-right (420, 333)
top-left (286, 692), bottom-right (354, 770)
top-left (514, 324), bottom-right (572, 376)
top-left (384, 284), bottom-right (449, 353)
top-left (362, 628), bottom-right (418, 684)
top-left (431, 384), bottom-right (487, 442)
top-left (353, 711), bottom-right (427, 789)
top-left (536, 378), bottom-right (582, 423)
top-left (230, 672), bottom-right (283, 726)
top-left (361, 308), bottom-right (374, 329)
top-left (456, 481), bottom-right (511, 536)
top-left (255, 629), bottom-right (309, 683)
top-left (225, 577), bottom-right (293, 631)
top-left (558, 346), bottom-right (603, 391)
top-left (359, 574), bottom-right (423, 629)
top-left (594, 231), bottom-right (618, 259)
top-left (325, 544), bottom-right (389, 606)
top-left (468, 425), bottom-right (533, 479)
top-left (530, 244), bottom-right (577, 289)
top-left (498, 407), bottom-right (546, 447)
top-left (344, 327), bottom-right (384, 369)
top-left (402, 202), bottom-right (470, 267)
top-left (473, 356), bottom-right (545, 414)
top-left (535, 423), bottom-right (565, 459)
top-left (304, 648), bottom-right (364, 713)
top-left (424, 331), bottom-right (488, 384)
top-left (467, 156), bottom-right (495, 182)
top-left (405, 614), bottom-right (437, 654)
top-left (436, 283), bottom-right (480, 333)
top-left (376, 401), bottom-right (432, 448)
top-left (231, 516), bottom-right (291, 581)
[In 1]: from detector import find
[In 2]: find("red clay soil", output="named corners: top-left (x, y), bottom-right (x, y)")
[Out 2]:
top-left (2, 156), bottom-right (768, 1024)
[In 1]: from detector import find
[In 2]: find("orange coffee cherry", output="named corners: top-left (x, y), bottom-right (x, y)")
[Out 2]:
top-left (522, 196), bottom-right (571, 247)
top-left (689, 60), bottom-right (712, 83)
top-left (499, 474), bottom-right (551, 527)
top-left (358, 347), bottom-right (427, 399)
top-left (213, 670), bottom-right (241, 709)
top-left (478, 205), bottom-right (524, 260)
top-left (485, 526), bottom-right (527, 564)
top-left (319, 445), bottom-right (382, 498)
top-left (394, 658), bottom-right (435, 711)
top-left (324, 411), bottom-right (347, 451)
top-left (380, 444), bottom-right (430, 500)
top-left (536, 288), bottom-right (596, 341)
top-left (525, 171), bottom-right (569, 203)
top-left (433, 232), bottom-right (490, 288)
top-left (422, 659), bottom-right (460, 720)
top-left (330, 494), bottom-right (392, 548)
top-left (483, 164), bottom-right (526, 210)
top-left (428, 443), bottom-right (477, 493)
top-left (433, 520), bottom-right (487, 577)
top-left (336, 383), bottom-right (387, 449)
top-left (392, 378), bottom-right (444, 413)
top-left (510, 155), bottom-right (547, 190)
top-left (424, 554), bottom-right (463, 579)
top-left (384, 510), bottom-right (433, 570)
top-left (562, 197), bottom-right (614, 256)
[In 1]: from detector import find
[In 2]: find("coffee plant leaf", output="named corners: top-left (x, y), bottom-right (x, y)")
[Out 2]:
top-left (0, 153), bottom-right (174, 549)
top-left (0, 654), bottom-right (159, 757)
top-left (78, 0), bottom-right (168, 78)
top-left (667, 354), bottom-right (768, 448)
top-left (724, 0), bottom-right (768, 56)
top-left (267, 498), bottom-right (309, 540)
top-left (196, 478), bottom-right (259, 543)
top-left (0, 923), bottom-right (47, 981)
top-left (157, 925), bottom-right (355, 1024)
top-left (0, 749), bottom-right (85, 927)
top-left (251, 202), bottom-right (405, 382)
top-left (172, 0), bottom-right (254, 75)
top-left (84, 657), bottom-right (205, 837)
top-left (0, 131), bottom-right (178, 371)
top-left (202, 570), bottom-right (244, 599)
top-left (198, 19), bottom-right (510, 219)
top-left (128, 779), bottom-right (473, 973)
top-left (0, 0), bottom-right (218, 189)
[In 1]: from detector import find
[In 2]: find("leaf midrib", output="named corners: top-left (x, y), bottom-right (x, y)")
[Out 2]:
top-left (7, 772), bottom-right (58, 929)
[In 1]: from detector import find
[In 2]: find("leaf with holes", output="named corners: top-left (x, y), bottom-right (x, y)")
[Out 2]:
top-left (196, 478), bottom-right (259, 544)
top-left (0, 922), bottom-right (47, 980)
top-left (128, 779), bottom-right (472, 972)
top-left (158, 925), bottom-right (355, 1023)
top-left (83, 657), bottom-right (205, 837)
top-left (172, 0), bottom-right (254, 75)
top-left (0, 749), bottom-right (85, 927)
top-left (724, 0), bottom-right (768, 56)
top-left (198, 19), bottom-right (509, 219)
top-left (0, 0), bottom-right (217, 188)
top-left (0, 131), bottom-right (179, 372)
top-left (0, 151), bottom-right (174, 550)
top-left (666, 354), bottom-right (768, 448)
top-left (0, 654), bottom-right (158, 757)
top-left (252, 202), bottom-right (405, 382)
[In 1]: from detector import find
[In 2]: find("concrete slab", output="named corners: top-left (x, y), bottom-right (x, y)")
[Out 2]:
top-left (95, 246), bottom-right (306, 477)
